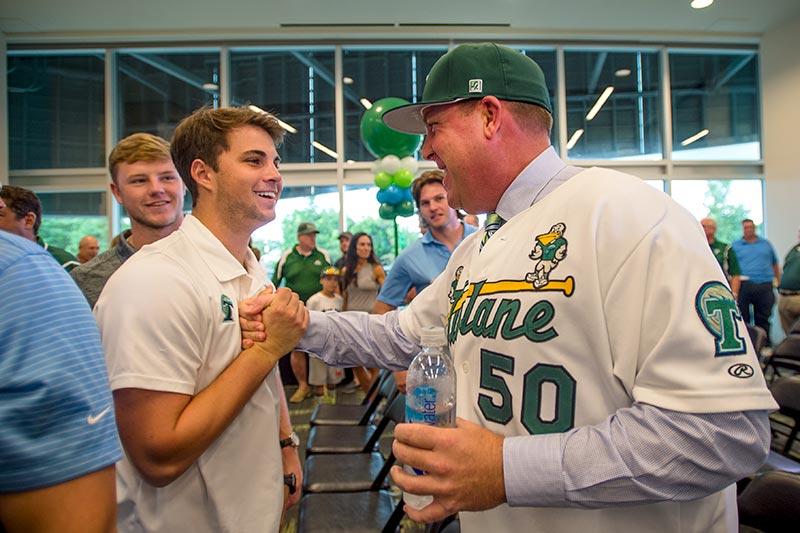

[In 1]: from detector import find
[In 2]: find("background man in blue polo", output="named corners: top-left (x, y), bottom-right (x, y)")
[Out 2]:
top-left (373, 170), bottom-right (476, 315)
top-left (273, 221), bottom-right (331, 401)
top-left (732, 218), bottom-right (782, 346)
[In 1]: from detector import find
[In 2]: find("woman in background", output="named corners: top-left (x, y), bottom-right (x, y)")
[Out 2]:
top-left (341, 232), bottom-right (386, 392)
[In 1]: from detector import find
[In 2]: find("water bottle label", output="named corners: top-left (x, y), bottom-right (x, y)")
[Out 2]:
top-left (406, 386), bottom-right (439, 425)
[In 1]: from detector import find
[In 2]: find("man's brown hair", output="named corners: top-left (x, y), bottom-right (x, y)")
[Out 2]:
top-left (108, 133), bottom-right (172, 184)
top-left (411, 169), bottom-right (445, 208)
top-left (170, 106), bottom-right (285, 207)
top-left (0, 185), bottom-right (42, 235)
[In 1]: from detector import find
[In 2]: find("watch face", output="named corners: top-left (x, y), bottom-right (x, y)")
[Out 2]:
top-left (282, 431), bottom-right (300, 448)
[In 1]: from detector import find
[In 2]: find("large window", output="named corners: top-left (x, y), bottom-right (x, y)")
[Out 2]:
top-left (565, 50), bottom-right (662, 160)
top-left (8, 52), bottom-right (105, 169)
top-left (7, 43), bottom-right (766, 256)
top-left (118, 49), bottom-right (220, 140)
top-left (37, 191), bottom-right (108, 254)
top-left (231, 49), bottom-right (336, 164)
top-left (342, 47), bottom-right (447, 162)
top-left (670, 179), bottom-right (763, 243)
top-left (670, 51), bottom-right (761, 161)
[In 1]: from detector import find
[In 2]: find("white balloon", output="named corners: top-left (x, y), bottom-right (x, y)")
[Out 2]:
top-left (370, 159), bottom-right (381, 175)
top-left (400, 156), bottom-right (419, 174)
top-left (381, 155), bottom-right (401, 175)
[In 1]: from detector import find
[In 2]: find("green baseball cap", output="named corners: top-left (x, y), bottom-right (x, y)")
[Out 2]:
top-left (382, 43), bottom-right (552, 135)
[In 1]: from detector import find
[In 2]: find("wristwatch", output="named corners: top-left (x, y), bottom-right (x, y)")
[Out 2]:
top-left (279, 431), bottom-right (300, 449)
top-left (283, 473), bottom-right (297, 495)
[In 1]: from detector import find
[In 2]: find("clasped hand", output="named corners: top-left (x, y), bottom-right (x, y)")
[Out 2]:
top-left (240, 288), bottom-right (307, 358)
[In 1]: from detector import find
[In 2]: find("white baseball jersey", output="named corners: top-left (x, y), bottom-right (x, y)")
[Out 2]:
top-left (399, 167), bottom-right (776, 533)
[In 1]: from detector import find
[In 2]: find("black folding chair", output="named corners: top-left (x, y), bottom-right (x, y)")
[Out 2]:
top-left (303, 394), bottom-right (405, 493)
top-left (764, 335), bottom-right (800, 383)
top-left (310, 371), bottom-right (396, 427)
top-left (298, 490), bottom-right (404, 533)
top-left (298, 395), bottom-right (407, 533)
top-left (769, 375), bottom-right (800, 456)
top-left (737, 470), bottom-right (800, 532)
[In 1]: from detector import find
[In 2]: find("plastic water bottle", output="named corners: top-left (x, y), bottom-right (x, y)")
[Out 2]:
top-left (403, 326), bottom-right (456, 510)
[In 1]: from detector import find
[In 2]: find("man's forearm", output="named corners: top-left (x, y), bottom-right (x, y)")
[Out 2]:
top-left (503, 405), bottom-right (770, 508)
top-left (116, 345), bottom-right (284, 487)
top-left (298, 310), bottom-right (418, 370)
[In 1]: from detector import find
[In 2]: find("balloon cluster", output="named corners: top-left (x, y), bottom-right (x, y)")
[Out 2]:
top-left (359, 97), bottom-right (423, 220)
top-left (372, 156), bottom-right (418, 219)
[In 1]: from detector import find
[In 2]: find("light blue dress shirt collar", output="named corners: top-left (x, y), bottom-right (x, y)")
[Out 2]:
top-left (494, 145), bottom-right (579, 222)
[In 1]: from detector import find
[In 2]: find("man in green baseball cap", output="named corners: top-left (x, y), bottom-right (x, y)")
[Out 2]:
top-left (241, 42), bottom-right (773, 533)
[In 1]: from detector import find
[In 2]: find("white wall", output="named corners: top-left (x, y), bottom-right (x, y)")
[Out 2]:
top-left (761, 13), bottom-right (800, 258)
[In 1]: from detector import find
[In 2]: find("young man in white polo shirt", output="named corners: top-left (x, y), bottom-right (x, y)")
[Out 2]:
top-left (95, 106), bottom-right (307, 532)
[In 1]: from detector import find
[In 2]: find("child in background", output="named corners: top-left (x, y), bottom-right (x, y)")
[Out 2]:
top-left (306, 267), bottom-right (345, 403)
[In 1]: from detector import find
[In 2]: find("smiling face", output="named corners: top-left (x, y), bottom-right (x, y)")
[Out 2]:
top-left (356, 234), bottom-right (373, 260)
top-left (111, 158), bottom-right (185, 232)
top-left (420, 101), bottom-right (494, 214)
top-left (209, 125), bottom-right (283, 233)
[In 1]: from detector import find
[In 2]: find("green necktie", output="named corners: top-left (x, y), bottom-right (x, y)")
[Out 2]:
top-left (480, 212), bottom-right (506, 252)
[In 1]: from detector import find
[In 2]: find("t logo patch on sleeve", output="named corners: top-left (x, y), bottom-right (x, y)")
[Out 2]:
top-left (220, 294), bottom-right (234, 323)
top-left (695, 281), bottom-right (746, 357)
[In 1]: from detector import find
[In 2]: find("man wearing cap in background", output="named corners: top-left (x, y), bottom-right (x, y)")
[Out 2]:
top-left (334, 231), bottom-right (352, 270)
top-left (243, 43), bottom-right (774, 532)
top-left (272, 221), bottom-right (331, 402)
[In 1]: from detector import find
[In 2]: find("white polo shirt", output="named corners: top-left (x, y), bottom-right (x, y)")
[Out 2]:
top-left (96, 215), bottom-right (283, 533)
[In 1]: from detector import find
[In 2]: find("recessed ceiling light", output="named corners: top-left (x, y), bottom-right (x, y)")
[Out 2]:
top-left (690, 0), bottom-right (713, 9)
top-left (202, 82), bottom-right (219, 91)
top-left (566, 129), bottom-right (584, 150)
top-left (248, 105), bottom-right (297, 134)
top-left (343, 76), bottom-right (354, 85)
top-left (680, 128), bottom-right (710, 146)
top-left (615, 68), bottom-right (631, 77)
top-left (586, 86), bottom-right (615, 121)
top-left (312, 141), bottom-right (339, 159)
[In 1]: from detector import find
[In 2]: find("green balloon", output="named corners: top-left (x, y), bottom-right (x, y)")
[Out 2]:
top-left (360, 97), bottom-right (423, 158)
top-left (374, 171), bottom-right (393, 189)
top-left (378, 203), bottom-right (397, 220)
top-left (393, 169), bottom-right (414, 189)
top-left (396, 200), bottom-right (415, 217)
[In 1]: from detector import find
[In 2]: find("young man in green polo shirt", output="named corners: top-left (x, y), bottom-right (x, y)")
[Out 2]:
top-left (272, 221), bottom-right (331, 401)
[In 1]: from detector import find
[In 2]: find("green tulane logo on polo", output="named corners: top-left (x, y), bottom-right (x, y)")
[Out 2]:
top-left (220, 294), bottom-right (234, 323)
top-left (695, 281), bottom-right (746, 356)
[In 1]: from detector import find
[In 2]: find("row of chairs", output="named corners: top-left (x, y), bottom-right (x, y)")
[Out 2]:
top-left (738, 321), bottom-right (800, 531)
top-left (298, 371), bottom-right (408, 533)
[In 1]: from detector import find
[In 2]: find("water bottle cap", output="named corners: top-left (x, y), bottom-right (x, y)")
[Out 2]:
top-left (420, 326), bottom-right (447, 346)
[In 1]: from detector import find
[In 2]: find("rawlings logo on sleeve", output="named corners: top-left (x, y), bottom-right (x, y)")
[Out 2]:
top-left (695, 281), bottom-right (747, 357)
